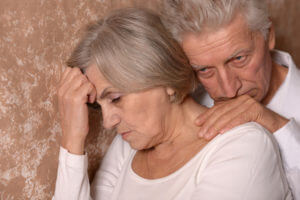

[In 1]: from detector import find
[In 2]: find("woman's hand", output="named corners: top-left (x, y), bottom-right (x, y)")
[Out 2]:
top-left (57, 67), bottom-right (97, 154)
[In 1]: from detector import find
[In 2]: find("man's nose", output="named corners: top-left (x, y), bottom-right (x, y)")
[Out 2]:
top-left (101, 107), bottom-right (120, 130)
top-left (219, 69), bottom-right (242, 99)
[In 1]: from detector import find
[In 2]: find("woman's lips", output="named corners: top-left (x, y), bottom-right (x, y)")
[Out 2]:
top-left (120, 131), bottom-right (131, 139)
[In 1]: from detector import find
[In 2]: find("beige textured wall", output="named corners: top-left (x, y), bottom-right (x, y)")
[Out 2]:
top-left (269, 0), bottom-right (300, 66)
top-left (0, 0), bottom-right (299, 199)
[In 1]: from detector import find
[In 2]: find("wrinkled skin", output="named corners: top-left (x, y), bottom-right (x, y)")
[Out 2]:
top-left (182, 14), bottom-right (288, 139)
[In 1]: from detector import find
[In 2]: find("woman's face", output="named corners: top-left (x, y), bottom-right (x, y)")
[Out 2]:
top-left (85, 64), bottom-right (175, 150)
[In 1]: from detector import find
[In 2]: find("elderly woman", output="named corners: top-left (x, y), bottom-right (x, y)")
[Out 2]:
top-left (53, 8), bottom-right (292, 200)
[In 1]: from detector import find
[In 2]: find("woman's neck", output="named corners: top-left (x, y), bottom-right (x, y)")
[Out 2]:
top-left (133, 97), bottom-right (209, 179)
top-left (147, 96), bottom-right (208, 160)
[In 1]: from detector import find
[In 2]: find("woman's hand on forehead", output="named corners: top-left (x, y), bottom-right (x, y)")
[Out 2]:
top-left (57, 67), bottom-right (97, 155)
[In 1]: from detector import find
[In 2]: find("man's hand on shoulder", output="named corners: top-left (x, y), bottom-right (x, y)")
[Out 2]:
top-left (195, 95), bottom-right (289, 140)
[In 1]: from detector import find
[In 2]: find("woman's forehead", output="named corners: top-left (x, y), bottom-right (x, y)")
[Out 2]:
top-left (86, 65), bottom-right (112, 91)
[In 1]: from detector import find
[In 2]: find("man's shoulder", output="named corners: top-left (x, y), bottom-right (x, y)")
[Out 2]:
top-left (272, 49), bottom-right (299, 69)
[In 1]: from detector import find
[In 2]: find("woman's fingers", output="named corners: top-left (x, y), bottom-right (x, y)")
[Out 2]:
top-left (74, 81), bottom-right (97, 104)
top-left (60, 67), bottom-right (83, 89)
top-left (60, 67), bottom-right (72, 85)
top-left (57, 67), bottom-right (96, 154)
top-left (59, 68), bottom-right (89, 102)
top-left (67, 74), bottom-right (89, 92)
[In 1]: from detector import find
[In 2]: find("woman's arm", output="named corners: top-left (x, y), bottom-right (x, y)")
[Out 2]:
top-left (54, 67), bottom-right (132, 199)
top-left (53, 147), bottom-right (91, 200)
top-left (191, 122), bottom-right (293, 200)
top-left (53, 67), bottom-right (95, 199)
top-left (53, 135), bottom-right (130, 200)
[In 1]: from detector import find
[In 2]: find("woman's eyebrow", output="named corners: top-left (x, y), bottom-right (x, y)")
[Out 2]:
top-left (98, 87), bottom-right (113, 100)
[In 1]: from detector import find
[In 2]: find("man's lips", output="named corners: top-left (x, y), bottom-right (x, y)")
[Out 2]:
top-left (242, 89), bottom-right (258, 98)
top-left (215, 89), bottom-right (258, 102)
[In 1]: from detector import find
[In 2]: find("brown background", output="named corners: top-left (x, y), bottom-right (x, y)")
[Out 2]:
top-left (0, 0), bottom-right (299, 199)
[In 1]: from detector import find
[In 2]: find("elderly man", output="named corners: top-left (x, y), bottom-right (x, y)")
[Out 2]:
top-left (163, 0), bottom-right (300, 198)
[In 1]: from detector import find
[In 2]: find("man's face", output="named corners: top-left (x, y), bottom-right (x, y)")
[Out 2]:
top-left (182, 15), bottom-right (275, 103)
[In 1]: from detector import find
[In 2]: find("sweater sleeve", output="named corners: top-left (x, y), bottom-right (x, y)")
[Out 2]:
top-left (274, 118), bottom-right (300, 200)
top-left (52, 135), bottom-right (132, 200)
top-left (191, 122), bottom-right (293, 200)
top-left (52, 146), bottom-right (92, 200)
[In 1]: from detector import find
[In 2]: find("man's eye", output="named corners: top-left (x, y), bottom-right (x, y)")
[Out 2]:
top-left (230, 55), bottom-right (249, 68)
top-left (234, 55), bottom-right (246, 62)
top-left (196, 68), bottom-right (214, 78)
top-left (199, 68), bottom-right (208, 72)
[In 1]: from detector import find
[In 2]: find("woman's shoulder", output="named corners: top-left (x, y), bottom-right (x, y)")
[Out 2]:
top-left (193, 122), bottom-right (290, 199)
top-left (213, 122), bottom-right (276, 148)
top-left (201, 122), bottom-right (280, 167)
top-left (222, 121), bottom-right (270, 137)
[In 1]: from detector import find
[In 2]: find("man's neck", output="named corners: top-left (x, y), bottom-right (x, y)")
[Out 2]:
top-left (261, 62), bottom-right (288, 105)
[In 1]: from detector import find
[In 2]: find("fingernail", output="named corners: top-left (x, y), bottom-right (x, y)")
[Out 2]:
top-left (204, 135), bottom-right (209, 140)
top-left (204, 132), bottom-right (211, 140)
top-left (220, 128), bottom-right (229, 134)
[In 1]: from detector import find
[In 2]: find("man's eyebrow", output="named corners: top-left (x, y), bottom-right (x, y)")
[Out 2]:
top-left (226, 50), bottom-right (245, 62)
top-left (191, 64), bottom-right (209, 70)
top-left (226, 48), bottom-right (253, 63)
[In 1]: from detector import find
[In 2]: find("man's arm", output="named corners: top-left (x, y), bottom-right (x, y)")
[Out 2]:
top-left (273, 118), bottom-right (300, 199)
top-left (195, 95), bottom-right (288, 139)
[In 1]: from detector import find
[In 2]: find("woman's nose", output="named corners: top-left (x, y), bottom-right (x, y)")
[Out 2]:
top-left (101, 107), bottom-right (121, 130)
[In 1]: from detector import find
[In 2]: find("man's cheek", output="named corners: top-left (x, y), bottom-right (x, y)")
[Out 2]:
top-left (202, 84), bottom-right (221, 99)
top-left (201, 78), bottom-right (218, 90)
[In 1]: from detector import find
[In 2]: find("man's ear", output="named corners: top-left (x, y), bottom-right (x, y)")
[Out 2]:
top-left (268, 23), bottom-right (276, 50)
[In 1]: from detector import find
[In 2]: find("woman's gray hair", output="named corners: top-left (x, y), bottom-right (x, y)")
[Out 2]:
top-left (162, 0), bottom-right (272, 42)
top-left (67, 8), bottom-right (198, 103)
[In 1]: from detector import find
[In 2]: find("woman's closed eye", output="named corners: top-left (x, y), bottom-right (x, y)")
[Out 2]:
top-left (108, 93), bottom-right (123, 104)
top-left (111, 96), bottom-right (121, 103)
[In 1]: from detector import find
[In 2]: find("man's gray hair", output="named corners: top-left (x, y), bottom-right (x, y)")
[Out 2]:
top-left (67, 8), bottom-right (198, 103)
top-left (162, 0), bottom-right (272, 42)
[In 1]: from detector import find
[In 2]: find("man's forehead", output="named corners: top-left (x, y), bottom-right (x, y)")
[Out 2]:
top-left (182, 31), bottom-right (252, 58)
top-left (181, 14), bottom-right (254, 55)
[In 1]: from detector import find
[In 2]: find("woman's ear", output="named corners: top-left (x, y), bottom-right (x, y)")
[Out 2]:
top-left (166, 87), bottom-right (176, 102)
top-left (166, 87), bottom-right (175, 96)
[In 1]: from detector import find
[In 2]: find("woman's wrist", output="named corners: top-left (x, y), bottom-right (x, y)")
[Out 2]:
top-left (61, 136), bottom-right (86, 155)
